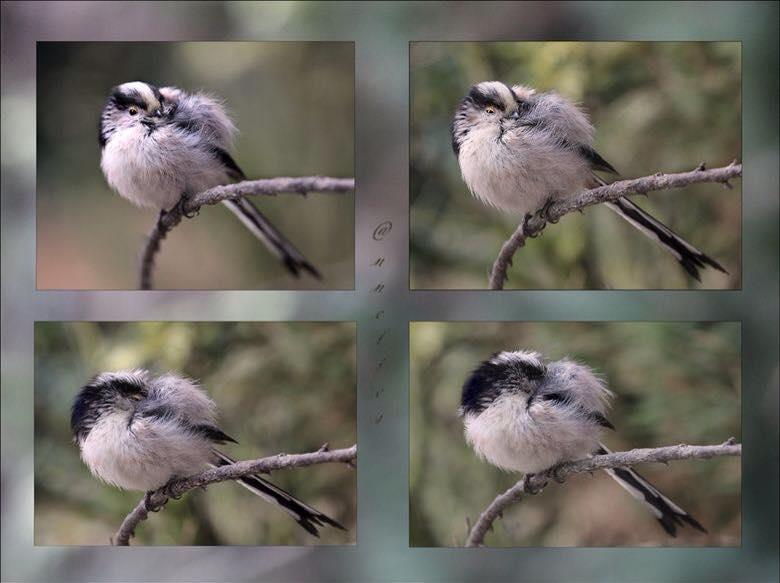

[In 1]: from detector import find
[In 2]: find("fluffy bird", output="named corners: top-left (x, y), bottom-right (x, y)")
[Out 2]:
top-left (460, 350), bottom-right (706, 537)
top-left (71, 370), bottom-right (344, 537)
top-left (452, 81), bottom-right (727, 281)
top-left (99, 81), bottom-right (319, 279)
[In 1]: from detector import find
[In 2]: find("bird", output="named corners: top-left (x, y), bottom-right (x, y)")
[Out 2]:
top-left (71, 370), bottom-right (344, 537)
top-left (451, 81), bottom-right (727, 281)
top-left (460, 350), bottom-right (707, 537)
top-left (99, 81), bottom-right (320, 279)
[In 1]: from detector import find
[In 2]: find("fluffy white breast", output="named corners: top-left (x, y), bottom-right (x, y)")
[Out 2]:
top-left (80, 411), bottom-right (213, 491)
top-left (458, 126), bottom-right (593, 216)
top-left (101, 125), bottom-right (231, 211)
top-left (101, 126), bottom-right (184, 210)
top-left (464, 392), bottom-right (604, 474)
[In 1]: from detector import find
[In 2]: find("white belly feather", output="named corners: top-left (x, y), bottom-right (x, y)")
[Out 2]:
top-left (458, 126), bottom-right (591, 216)
top-left (101, 125), bottom-right (230, 211)
top-left (464, 394), bottom-right (602, 474)
top-left (80, 412), bottom-right (213, 491)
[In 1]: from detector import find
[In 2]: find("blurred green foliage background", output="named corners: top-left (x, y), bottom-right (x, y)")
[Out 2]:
top-left (410, 322), bottom-right (741, 546)
top-left (411, 42), bottom-right (741, 289)
top-left (34, 322), bottom-right (356, 545)
top-left (36, 42), bottom-right (354, 289)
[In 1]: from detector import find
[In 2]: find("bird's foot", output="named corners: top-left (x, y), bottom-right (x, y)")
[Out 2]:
top-left (523, 473), bottom-right (547, 494)
top-left (540, 198), bottom-right (559, 223)
top-left (143, 490), bottom-right (168, 513)
top-left (547, 464), bottom-right (569, 484)
top-left (160, 478), bottom-right (184, 501)
top-left (175, 195), bottom-right (199, 219)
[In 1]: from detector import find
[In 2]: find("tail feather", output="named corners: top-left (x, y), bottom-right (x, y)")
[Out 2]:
top-left (597, 444), bottom-right (706, 537)
top-left (606, 198), bottom-right (726, 281)
top-left (212, 450), bottom-right (345, 537)
top-left (590, 173), bottom-right (726, 281)
top-left (221, 198), bottom-right (321, 280)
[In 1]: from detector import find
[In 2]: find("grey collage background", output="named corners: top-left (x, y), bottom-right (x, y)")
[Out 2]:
top-left (1, 2), bottom-right (778, 582)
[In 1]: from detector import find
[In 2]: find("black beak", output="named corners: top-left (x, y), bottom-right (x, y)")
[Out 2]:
top-left (140, 117), bottom-right (157, 134)
top-left (141, 109), bottom-right (163, 128)
top-left (507, 110), bottom-right (520, 120)
top-left (526, 385), bottom-right (539, 409)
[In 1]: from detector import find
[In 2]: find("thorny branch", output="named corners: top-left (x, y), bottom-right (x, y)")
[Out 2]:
top-left (139, 176), bottom-right (355, 289)
top-left (464, 439), bottom-right (741, 547)
top-left (113, 443), bottom-right (357, 545)
top-left (488, 162), bottom-right (742, 289)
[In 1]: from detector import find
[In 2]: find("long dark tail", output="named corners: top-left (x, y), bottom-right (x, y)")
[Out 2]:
top-left (605, 197), bottom-right (727, 281)
top-left (221, 198), bottom-right (321, 280)
top-left (212, 450), bottom-right (345, 537)
top-left (597, 444), bottom-right (706, 537)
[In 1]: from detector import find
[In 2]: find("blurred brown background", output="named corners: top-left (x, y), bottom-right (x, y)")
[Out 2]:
top-left (35, 321), bottom-right (356, 545)
top-left (411, 42), bottom-right (741, 289)
top-left (36, 42), bottom-right (354, 290)
top-left (410, 322), bottom-right (741, 546)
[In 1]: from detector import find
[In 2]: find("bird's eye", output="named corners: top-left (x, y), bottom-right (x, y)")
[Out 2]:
top-left (128, 107), bottom-right (139, 116)
top-left (485, 107), bottom-right (496, 115)
top-left (130, 393), bottom-right (143, 401)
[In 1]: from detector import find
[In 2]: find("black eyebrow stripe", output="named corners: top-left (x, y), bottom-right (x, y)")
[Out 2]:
top-left (501, 82), bottom-right (519, 105)
top-left (502, 83), bottom-right (534, 116)
top-left (111, 89), bottom-right (146, 110)
top-left (467, 86), bottom-right (505, 110)
top-left (472, 96), bottom-right (504, 110)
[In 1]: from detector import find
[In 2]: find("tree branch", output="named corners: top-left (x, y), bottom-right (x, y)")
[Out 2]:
top-left (488, 162), bottom-right (742, 289)
top-left (464, 439), bottom-right (741, 547)
top-left (138, 176), bottom-right (355, 290)
top-left (112, 443), bottom-right (357, 546)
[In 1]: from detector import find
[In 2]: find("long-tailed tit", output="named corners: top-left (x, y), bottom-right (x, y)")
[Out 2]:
top-left (451, 81), bottom-right (727, 281)
top-left (71, 370), bottom-right (344, 537)
top-left (99, 81), bottom-right (319, 279)
top-left (460, 350), bottom-right (706, 536)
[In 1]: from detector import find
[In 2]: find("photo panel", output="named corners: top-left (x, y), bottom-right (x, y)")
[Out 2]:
top-left (410, 321), bottom-right (741, 547)
top-left (36, 41), bottom-right (355, 290)
top-left (34, 321), bottom-right (356, 545)
top-left (410, 41), bottom-right (742, 290)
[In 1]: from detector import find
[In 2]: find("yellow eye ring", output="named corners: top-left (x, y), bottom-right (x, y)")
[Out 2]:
top-left (128, 107), bottom-right (138, 116)
top-left (485, 106), bottom-right (496, 114)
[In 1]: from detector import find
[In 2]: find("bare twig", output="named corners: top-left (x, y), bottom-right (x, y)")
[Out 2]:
top-left (139, 176), bottom-right (355, 289)
top-left (464, 439), bottom-right (741, 547)
top-left (113, 443), bottom-right (357, 545)
top-left (488, 162), bottom-right (742, 289)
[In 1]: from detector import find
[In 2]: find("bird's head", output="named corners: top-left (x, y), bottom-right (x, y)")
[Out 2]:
top-left (71, 370), bottom-right (150, 443)
top-left (99, 81), bottom-right (170, 147)
top-left (459, 350), bottom-right (547, 417)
